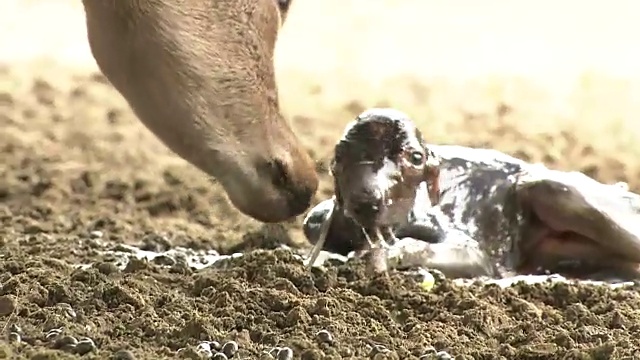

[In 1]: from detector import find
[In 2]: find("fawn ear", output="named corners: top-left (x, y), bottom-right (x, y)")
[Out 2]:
top-left (423, 147), bottom-right (441, 206)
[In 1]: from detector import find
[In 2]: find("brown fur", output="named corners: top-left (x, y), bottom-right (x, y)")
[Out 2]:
top-left (81, 0), bottom-right (317, 223)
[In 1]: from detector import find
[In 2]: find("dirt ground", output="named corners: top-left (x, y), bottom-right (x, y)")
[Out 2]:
top-left (3, 1), bottom-right (640, 359)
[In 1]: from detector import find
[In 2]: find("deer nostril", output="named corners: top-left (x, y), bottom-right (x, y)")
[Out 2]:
top-left (259, 159), bottom-right (314, 218)
top-left (266, 159), bottom-right (289, 189)
top-left (285, 185), bottom-right (313, 217)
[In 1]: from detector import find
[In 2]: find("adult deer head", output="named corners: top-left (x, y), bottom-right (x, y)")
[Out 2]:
top-left (82, 0), bottom-right (318, 222)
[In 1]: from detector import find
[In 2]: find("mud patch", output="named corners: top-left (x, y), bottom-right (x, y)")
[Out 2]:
top-left (3, 247), bottom-right (640, 359)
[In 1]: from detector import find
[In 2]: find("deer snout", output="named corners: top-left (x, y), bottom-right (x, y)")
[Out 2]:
top-left (268, 144), bottom-right (320, 218)
top-left (219, 143), bottom-right (318, 223)
top-left (340, 177), bottom-right (387, 228)
top-left (263, 156), bottom-right (318, 218)
top-left (346, 196), bottom-right (384, 228)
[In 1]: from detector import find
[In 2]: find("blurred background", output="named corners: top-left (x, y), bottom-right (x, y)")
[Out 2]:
top-left (1, 0), bottom-right (639, 249)
top-left (274, 0), bottom-right (640, 189)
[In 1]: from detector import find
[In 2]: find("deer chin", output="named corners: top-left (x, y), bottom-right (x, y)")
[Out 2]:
top-left (219, 178), bottom-right (294, 223)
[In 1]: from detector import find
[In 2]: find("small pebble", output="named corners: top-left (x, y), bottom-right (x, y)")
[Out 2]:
top-left (123, 257), bottom-right (149, 273)
top-left (176, 347), bottom-right (205, 359)
top-left (58, 303), bottom-right (77, 319)
top-left (610, 310), bottom-right (626, 329)
top-left (416, 351), bottom-right (449, 360)
top-left (8, 332), bottom-right (20, 343)
top-left (90, 230), bottom-right (104, 239)
top-left (75, 337), bottom-right (97, 355)
top-left (369, 344), bottom-right (389, 357)
top-left (196, 342), bottom-right (211, 352)
top-left (259, 352), bottom-right (274, 360)
top-left (276, 347), bottom-right (293, 360)
top-left (0, 295), bottom-right (16, 316)
top-left (315, 329), bottom-right (333, 344)
top-left (8, 324), bottom-right (21, 334)
top-left (46, 327), bottom-right (63, 334)
top-left (60, 344), bottom-right (77, 352)
top-left (311, 297), bottom-right (330, 316)
top-left (112, 349), bottom-right (136, 360)
top-left (95, 262), bottom-right (120, 275)
top-left (373, 353), bottom-right (391, 360)
top-left (197, 349), bottom-right (214, 358)
top-left (46, 328), bottom-right (63, 341)
top-left (152, 255), bottom-right (176, 267)
top-left (55, 335), bottom-right (78, 349)
top-left (436, 351), bottom-right (453, 360)
top-left (269, 347), bottom-right (281, 357)
top-left (340, 348), bottom-right (353, 357)
top-left (212, 352), bottom-right (228, 360)
top-left (221, 341), bottom-right (238, 358)
top-left (419, 347), bottom-right (437, 358)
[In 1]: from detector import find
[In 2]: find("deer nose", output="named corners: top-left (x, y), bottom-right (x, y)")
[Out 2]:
top-left (285, 185), bottom-right (315, 218)
top-left (349, 196), bottom-right (383, 224)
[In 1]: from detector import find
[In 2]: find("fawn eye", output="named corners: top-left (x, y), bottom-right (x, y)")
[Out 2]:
top-left (409, 151), bottom-right (424, 166)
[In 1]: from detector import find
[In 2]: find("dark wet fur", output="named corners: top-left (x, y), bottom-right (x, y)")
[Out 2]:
top-left (307, 142), bottom-right (640, 281)
top-left (434, 152), bottom-right (525, 273)
top-left (305, 143), bottom-right (530, 270)
top-left (323, 113), bottom-right (434, 256)
top-left (307, 113), bottom-right (439, 255)
top-left (309, 112), bottom-right (640, 280)
top-left (303, 204), bottom-right (445, 256)
top-left (305, 150), bottom-right (523, 258)
top-left (332, 115), bottom-right (425, 175)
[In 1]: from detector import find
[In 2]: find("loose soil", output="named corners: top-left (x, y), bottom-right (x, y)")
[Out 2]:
top-left (2, 63), bottom-right (640, 360)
